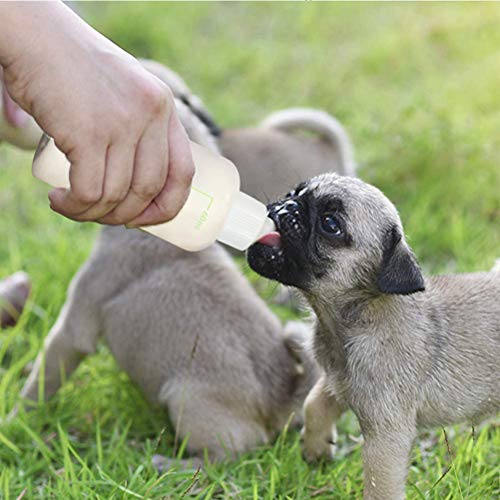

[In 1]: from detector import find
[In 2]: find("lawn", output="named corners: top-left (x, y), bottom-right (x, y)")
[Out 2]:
top-left (1, 2), bottom-right (499, 498)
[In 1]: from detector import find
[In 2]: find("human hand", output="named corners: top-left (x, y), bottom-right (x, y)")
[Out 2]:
top-left (0, 2), bottom-right (194, 226)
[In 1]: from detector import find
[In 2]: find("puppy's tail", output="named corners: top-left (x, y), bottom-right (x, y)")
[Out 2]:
top-left (283, 320), bottom-right (320, 408)
top-left (492, 259), bottom-right (500, 273)
top-left (260, 108), bottom-right (356, 177)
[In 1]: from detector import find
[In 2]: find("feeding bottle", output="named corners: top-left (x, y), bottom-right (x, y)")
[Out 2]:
top-left (32, 135), bottom-right (275, 252)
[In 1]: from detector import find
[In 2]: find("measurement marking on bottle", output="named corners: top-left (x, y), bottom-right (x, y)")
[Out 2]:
top-left (191, 187), bottom-right (214, 230)
top-left (191, 187), bottom-right (214, 208)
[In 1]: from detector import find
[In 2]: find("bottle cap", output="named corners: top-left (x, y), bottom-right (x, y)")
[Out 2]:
top-left (217, 191), bottom-right (275, 251)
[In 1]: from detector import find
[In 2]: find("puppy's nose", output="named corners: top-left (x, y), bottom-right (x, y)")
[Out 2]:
top-left (274, 200), bottom-right (299, 215)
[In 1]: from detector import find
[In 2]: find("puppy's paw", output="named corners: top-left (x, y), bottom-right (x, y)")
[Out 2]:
top-left (300, 426), bottom-right (336, 463)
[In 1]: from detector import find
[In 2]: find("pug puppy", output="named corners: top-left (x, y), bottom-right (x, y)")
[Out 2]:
top-left (247, 173), bottom-right (500, 499)
top-left (19, 226), bottom-right (318, 466)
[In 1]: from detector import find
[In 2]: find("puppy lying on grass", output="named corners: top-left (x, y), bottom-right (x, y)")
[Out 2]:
top-left (247, 173), bottom-right (499, 499)
top-left (14, 63), bottom-right (357, 466)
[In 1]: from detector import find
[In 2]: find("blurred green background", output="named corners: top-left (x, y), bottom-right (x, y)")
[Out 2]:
top-left (0, 2), bottom-right (499, 498)
top-left (88, 1), bottom-right (500, 272)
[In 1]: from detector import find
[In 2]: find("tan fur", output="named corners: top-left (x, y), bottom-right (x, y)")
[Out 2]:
top-left (247, 173), bottom-right (499, 498)
top-left (20, 232), bottom-right (318, 462)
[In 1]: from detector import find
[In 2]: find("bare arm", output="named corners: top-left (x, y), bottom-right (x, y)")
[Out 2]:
top-left (0, 1), bottom-right (194, 226)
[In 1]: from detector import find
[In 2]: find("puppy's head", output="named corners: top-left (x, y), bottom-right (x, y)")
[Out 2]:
top-left (247, 173), bottom-right (425, 296)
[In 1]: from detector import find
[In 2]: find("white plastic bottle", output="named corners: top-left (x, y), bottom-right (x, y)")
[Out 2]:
top-left (32, 135), bottom-right (275, 252)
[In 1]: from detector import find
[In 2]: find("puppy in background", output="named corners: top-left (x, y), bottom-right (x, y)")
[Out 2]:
top-left (248, 173), bottom-right (499, 499)
top-left (16, 94), bottom-right (320, 466)
top-left (15, 63), bottom-right (356, 466)
top-left (219, 108), bottom-right (355, 200)
top-left (140, 59), bottom-right (356, 203)
top-left (0, 272), bottom-right (31, 328)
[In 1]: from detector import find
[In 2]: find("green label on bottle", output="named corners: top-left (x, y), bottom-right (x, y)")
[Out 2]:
top-left (191, 187), bottom-right (214, 230)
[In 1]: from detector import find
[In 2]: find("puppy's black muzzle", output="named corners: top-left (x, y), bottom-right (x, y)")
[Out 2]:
top-left (247, 192), bottom-right (315, 289)
top-left (268, 199), bottom-right (308, 243)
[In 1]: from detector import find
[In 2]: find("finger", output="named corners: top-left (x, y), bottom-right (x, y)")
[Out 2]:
top-left (127, 111), bottom-right (194, 227)
top-left (99, 114), bottom-right (169, 225)
top-left (48, 143), bottom-right (106, 218)
top-left (72, 140), bottom-right (136, 223)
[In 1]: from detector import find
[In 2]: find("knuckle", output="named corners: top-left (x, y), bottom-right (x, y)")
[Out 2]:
top-left (104, 189), bottom-right (129, 205)
top-left (159, 200), bottom-right (182, 222)
top-left (132, 182), bottom-right (162, 201)
top-left (140, 79), bottom-right (170, 116)
top-left (150, 211), bottom-right (175, 225)
top-left (171, 168), bottom-right (194, 192)
top-left (113, 105), bottom-right (135, 127)
top-left (99, 213), bottom-right (123, 226)
top-left (72, 185), bottom-right (103, 205)
top-left (170, 153), bottom-right (195, 187)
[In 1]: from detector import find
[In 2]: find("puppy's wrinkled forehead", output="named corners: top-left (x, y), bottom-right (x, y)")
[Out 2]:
top-left (302, 173), bottom-right (401, 233)
top-left (306, 173), bottom-right (383, 203)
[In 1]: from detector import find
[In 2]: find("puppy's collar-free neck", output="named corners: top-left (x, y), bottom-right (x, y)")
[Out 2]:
top-left (309, 286), bottom-right (425, 339)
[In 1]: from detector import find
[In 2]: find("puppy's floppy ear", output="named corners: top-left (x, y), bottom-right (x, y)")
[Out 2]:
top-left (377, 226), bottom-right (425, 295)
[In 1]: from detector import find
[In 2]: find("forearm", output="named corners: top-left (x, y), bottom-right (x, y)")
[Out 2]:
top-left (0, 2), bottom-right (112, 68)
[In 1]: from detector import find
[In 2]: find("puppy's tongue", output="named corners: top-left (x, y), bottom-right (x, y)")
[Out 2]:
top-left (257, 231), bottom-right (281, 248)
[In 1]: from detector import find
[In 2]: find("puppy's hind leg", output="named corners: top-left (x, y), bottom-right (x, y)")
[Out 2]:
top-left (301, 373), bottom-right (345, 462)
top-left (156, 379), bottom-right (270, 468)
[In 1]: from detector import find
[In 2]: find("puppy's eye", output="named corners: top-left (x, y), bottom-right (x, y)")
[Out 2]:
top-left (320, 214), bottom-right (343, 236)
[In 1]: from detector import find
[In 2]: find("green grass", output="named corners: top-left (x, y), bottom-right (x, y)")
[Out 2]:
top-left (1, 2), bottom-right (499, 498)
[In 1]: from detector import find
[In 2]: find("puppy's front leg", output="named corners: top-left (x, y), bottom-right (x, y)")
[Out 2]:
top-left (362, 425), bottom-right (416, 500)
top-left (301, 374), bottom-right (344, 461)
